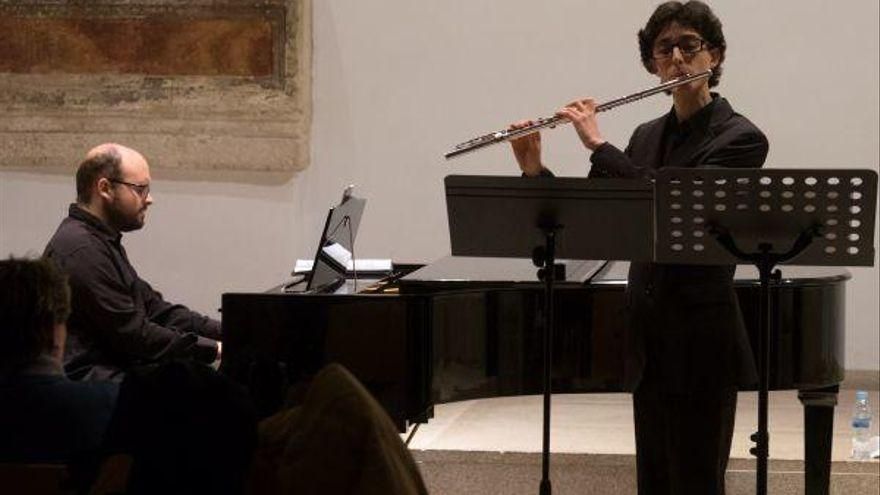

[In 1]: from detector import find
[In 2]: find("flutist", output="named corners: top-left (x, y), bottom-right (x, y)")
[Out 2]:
top-left (510, 2), bottom-right (768, 494)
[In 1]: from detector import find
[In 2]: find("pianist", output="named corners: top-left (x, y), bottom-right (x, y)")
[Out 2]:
top-left (44, 144), bottom-right (221, 381)
top-left (509, 2), bottom-right (768, 494)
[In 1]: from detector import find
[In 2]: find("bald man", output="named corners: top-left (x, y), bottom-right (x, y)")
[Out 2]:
top-left (44, 144), bottom-right (221, 381)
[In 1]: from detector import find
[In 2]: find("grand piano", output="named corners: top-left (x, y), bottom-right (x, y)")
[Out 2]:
top-left (221, 256), bottom-right (848, 495)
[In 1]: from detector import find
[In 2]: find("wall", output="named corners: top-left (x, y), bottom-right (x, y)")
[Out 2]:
top-left (1, 0), bottom-right (878, 369)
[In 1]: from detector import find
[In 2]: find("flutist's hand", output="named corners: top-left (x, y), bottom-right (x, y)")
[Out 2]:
top-left (509, 120), bottom-right (545, 177)
top-left (557, 98), bottom-right (607, 152)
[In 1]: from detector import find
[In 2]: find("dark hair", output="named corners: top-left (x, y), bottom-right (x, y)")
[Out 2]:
top-left (75, 148), bottom-right (123, 204)
top-left (638, 1), bottom-right (726, 87)
top-left (0, 257), bottom-right (70, 374)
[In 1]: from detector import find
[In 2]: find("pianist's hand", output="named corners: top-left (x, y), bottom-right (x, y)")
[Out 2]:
top-left (211, 341), bottom-right (222, 370)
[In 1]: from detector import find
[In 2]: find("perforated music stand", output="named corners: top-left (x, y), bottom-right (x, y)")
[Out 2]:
top-left (655, 168), bottom-right (877, 495)
top-left (445, 175), bottom-right (653, 495)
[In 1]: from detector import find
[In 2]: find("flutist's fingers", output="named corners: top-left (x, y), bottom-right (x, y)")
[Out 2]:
top-left (509, 120), bottom-right (545, 177)
top-left (556, 98), bottom-right (607, 152)
top-left (571, 98), bottom-right (599, 113)
top-left (509, 119), bottom-right (537, 130)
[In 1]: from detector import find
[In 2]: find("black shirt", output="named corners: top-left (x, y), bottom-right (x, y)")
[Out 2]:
top-left (660, 94), bottom-right (719, 168)
top-left (44, 204), bottom-right (220, 381)
top-left (0, 354), bottom-right (118, 462)
top-left (0, 355), bottom-right (119, 490)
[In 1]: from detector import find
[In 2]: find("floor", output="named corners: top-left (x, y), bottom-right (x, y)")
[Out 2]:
top-left (408, 389), bottom-right (879, 461)
top-left (406, 389), bottom-right (879, 494)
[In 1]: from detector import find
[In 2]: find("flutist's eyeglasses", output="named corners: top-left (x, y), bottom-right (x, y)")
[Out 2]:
top-left (652, 36), bottom-right (709, 59)
top-left (110, 179), bottom-right (150, 199)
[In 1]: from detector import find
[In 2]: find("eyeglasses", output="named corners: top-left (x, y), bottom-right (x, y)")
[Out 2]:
top-left (652, 36), bottom-right (709, 59)
top-left (110, 179), bottom-right (150, 199)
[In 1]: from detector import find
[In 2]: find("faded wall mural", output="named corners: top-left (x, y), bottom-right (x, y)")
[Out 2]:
top-left (0, 0), bottom-right (311, 173)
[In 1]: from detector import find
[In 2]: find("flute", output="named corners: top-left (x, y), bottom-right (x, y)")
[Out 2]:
top-left (444, 70), bottom-right (712, 160)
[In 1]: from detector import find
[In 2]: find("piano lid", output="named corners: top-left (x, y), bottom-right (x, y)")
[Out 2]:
top-left (586, 262), bottom-right (851, 286)
top-left (400, 257), bottom-right (850, 289)
top-left (401, 256), bottom-right (607, 285)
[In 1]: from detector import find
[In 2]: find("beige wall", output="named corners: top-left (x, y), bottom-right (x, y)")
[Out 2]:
top-left (1, 0), bottom-right (878, 369)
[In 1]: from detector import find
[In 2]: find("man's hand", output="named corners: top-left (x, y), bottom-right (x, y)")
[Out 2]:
top-left (556, 98), bottom-right (607, 151)
top-left (211, 341), bottom-right (222, 369)
top-left (509, 120), bottom-right (545, 177)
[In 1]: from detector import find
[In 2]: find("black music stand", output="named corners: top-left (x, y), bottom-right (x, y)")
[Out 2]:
top-left (655, 168), bottom-right (877, 495)
top-left (445, 175), bottom-right (653, 495)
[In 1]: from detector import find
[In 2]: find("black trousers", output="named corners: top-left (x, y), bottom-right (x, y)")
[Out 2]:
top-left (632, 381), bottom-right (738, 495)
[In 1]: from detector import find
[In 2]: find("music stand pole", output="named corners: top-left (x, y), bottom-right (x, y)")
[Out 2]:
top-left (755, 248), bottom-right (773, 495)
top-left (533, 226), bottom-right (561, 495)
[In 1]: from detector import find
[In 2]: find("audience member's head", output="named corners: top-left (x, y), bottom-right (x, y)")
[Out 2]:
top-left (0, 256), bottom-right (70, 376)
top-left (104, 360), bottom-right (258, 495)
top-left (76, 143), bottom-right (153, 232)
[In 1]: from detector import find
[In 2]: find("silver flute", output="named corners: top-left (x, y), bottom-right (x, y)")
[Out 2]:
top-left (444, 70), bottom-right (712, 160)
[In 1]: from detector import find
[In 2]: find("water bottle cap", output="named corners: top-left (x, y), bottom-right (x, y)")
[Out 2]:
top-left (855, 390), bottom-right (868, 400)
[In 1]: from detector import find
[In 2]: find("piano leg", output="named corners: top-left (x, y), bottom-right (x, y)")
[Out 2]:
top-left (797, 385), bottom-right (839, 495)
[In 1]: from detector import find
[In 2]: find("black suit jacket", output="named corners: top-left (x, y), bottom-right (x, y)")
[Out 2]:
top-left (589, 96), bottom-right (769, 393)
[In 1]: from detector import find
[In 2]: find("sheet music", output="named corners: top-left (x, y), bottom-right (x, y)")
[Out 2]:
top-left (294, 258), bottom-right (392, 273)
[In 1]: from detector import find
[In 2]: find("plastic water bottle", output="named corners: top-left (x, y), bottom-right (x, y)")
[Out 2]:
top-left (851, 390), bottom-right (873, 460)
